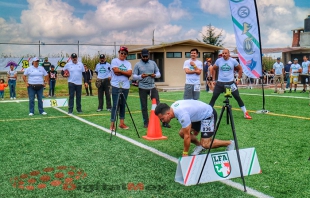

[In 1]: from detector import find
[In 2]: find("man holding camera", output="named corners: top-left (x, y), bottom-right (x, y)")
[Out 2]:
top-left (155, 100), bottom-right (235, 156)
top-left (209, 49), bottom-right (252, 119)
top-left (133, 48), bottom-right (170, 128)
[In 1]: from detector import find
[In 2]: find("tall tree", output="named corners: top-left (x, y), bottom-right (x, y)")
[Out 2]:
top-left (199, 24), bottom-right (224, 47)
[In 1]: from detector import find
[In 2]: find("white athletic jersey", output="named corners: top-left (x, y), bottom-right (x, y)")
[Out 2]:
top-left (63, 61), bottom-right (85, 85)
top-left (171, 100), bottom-right (213, 129)
top-left (110, 58), bottom-right (132, 89)
top-left (214, 57), bottom-right (239, 82)
top-left (290, 64), bottom-right (301, 77)
top-left (183, 59), bottom-right (203, 84)
top-left (273, 62), bottom-right (284, 75)
top-left (301, 61), bottom-right (310, 74)
top-left (24, 66), bottom-right (48, 84)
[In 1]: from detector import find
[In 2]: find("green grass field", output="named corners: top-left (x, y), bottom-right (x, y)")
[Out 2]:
top-left (0, 86), bottom-right (310, 198)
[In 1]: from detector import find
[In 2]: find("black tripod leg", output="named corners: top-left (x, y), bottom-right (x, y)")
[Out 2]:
top-left (123, 94), bottom-right (140, 138)
top-left (110, 92), bottom-right (121, 140)
top-left (197, 105), bottom-right (226, 184)
top-left (227, 105), bottom-right (247, 192)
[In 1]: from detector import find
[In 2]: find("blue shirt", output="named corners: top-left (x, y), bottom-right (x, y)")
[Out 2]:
top-left (63, 61), bottom-right (85, 85)
top-left (23, 66), bottom-right (48, 84)
top-left (95, 62), bottom-right (111, 79)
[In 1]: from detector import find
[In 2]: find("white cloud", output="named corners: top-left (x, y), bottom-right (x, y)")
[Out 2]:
top-left (168, 0), bottom-right (190, 20)
top-left (199, 0), bottom-right (229, 17)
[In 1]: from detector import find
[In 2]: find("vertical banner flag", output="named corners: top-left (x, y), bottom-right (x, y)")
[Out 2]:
top-left (229, 0), bottom-right (262, 78)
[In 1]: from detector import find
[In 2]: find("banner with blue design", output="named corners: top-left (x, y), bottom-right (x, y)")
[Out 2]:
top-left (229, 0), bottom-right (262, 78)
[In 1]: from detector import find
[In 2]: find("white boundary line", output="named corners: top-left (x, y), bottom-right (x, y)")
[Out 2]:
top-left (55, 107), bottom-right (272, 198)
top-left (240, 92), bottom-right (309, 99)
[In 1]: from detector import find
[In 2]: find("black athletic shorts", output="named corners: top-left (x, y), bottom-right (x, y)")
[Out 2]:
top-left (191, 108), bottom-right (217, 138)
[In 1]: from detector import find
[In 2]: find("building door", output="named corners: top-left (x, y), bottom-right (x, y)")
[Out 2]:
top-left (151, 52), bottom-right (164, 82)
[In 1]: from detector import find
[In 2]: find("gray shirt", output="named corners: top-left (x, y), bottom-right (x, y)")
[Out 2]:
top-left (132, 60), bottom-right (161, 89)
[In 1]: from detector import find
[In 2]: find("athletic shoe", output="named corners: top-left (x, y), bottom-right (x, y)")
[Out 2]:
top-left (68, 112), bottom-right (73, 115)
top-left (144, 123), bottom-right (148, 128)
top-left (41, 112), bottom-right (47, 115)
top-left (226, 140), bottom-right (235, 151)
top-left (10, 97), bottom-right (13, 100)
top-left (13, 97), bottom-right (16, 100)
top-left (77, 111), bottom-right (83, 113)
top-left (29, 113), bottom-right (34, 116)
top-left (97, 109), bottom-right (102, 112)
top-left (244, 112), bottom-right (252, 119)
top-left (107, 109), bottom-right (112, 112)
top-left (301, 90), bottom-right (306, 93)
top-left (191, 145), bottom-right (206, 156)
top-left (110, 126), bottom-right (115, 131)
top-left (119, 124), bottom-right (129, 130)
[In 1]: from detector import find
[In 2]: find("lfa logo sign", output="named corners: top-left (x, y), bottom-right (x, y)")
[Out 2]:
top-left (211, 152), bottom-right (231, 178)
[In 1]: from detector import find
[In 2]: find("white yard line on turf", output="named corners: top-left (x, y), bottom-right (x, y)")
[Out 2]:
top-left (54, 106), bottom-right (273, 198)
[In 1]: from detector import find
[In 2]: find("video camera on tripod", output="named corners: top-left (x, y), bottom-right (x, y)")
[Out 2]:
top-left (224, 85), bottom-right (232, 98)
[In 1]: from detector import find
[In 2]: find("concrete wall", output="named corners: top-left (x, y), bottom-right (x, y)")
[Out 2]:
top-left (300, 32), bottom-right (310, 47)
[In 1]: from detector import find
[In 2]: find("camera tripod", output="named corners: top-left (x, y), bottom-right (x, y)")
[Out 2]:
top-left (197, 96), bottom-right (247, 192)
top-left (110, 87), bottom-right (140, 140)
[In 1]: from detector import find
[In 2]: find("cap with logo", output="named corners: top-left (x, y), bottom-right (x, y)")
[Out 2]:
top-left (71, 53), bottom-right (78, 58)
top-left (294, 58), bottom-right (298, 61)
top-left (119, 46), bottom-right (128, 53)
top-left (99, 54), bottom-right (105, 59)
top-left (276, 57), bottom-right (281, 60)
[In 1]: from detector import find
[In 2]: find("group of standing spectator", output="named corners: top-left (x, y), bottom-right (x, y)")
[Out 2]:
top-left (272, 56), bottom-right (310, 93)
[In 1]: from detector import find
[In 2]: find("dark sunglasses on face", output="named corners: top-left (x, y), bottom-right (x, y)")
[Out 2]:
top-left (120, 52), bottom-right (127, 55)
top-left (142, 56), bottom-right (148, 59)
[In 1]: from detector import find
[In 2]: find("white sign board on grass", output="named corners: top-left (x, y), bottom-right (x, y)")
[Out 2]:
top-left (43, 98), bottom-right (68, 108)
top-left (175, 147), bottom-right (261, 186)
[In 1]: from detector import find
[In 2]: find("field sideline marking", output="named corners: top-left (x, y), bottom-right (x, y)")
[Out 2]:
top-left (54, 106), bottom-right (273, 198)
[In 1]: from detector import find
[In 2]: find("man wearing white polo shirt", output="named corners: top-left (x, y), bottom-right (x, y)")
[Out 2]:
top-left (62, 53), bottom-right (87, 114)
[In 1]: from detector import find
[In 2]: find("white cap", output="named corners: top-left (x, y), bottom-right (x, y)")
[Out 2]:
top-left (288, 61), bottom-right (292, 64)
top-left (32, 57), bottom-right (39, 62)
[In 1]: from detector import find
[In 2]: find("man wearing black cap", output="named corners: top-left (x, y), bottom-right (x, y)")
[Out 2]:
top-left (47, 65), bottom-right (57, 97)
top-left (95, 54), bottom-right (112, 112)
top-left (272, 57), bottom-right (285, 93)
top-left (133, 48), bottom-right (170, 128)
top-left (62, 53), bottom-right (87, 114)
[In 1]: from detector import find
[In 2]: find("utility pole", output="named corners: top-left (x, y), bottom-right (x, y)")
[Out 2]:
top-left (152, 29), bottom-right (155, 45)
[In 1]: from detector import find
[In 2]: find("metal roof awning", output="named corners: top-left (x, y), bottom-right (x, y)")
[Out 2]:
top-left (262, 47), bottom-right (307, 54)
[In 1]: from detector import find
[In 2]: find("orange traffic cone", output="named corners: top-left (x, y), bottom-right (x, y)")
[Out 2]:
top-left (142, 98), bottom-right (168, 141)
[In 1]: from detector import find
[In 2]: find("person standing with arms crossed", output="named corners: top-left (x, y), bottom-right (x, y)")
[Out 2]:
top-left (110, 46), bottom-right (132, 130)
top-left (95, 54), bottom-right (112, 112)
top-left (62, 53), bottom-right (87, 114)
top-left (132, 48), bottom-right (170, 128)
top-left (48, 65), bottom-right (57, 97)
top-left (183, 48), bottom-right (203, 100)
top-left (209, 49), bottom-right (252, 119)
top-left (83, 64), bottom-right (94, 96)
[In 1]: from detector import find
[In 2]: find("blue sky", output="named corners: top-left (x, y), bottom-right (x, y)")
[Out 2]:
top-left (0, 0), bottom-right (309, 57)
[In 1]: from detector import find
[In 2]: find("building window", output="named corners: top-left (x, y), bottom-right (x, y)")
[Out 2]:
top-left (166, 52), bottom-right (182, 58)
top-left (185, 52), bottom-right (201, 58)
top-left (127, 54), bottom-right (136, 60)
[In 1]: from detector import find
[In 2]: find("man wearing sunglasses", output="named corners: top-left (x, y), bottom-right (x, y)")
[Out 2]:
top-left (110, 46), bottom-right (132, 131)
top-left (133, 48), bottom-right (171, 128)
